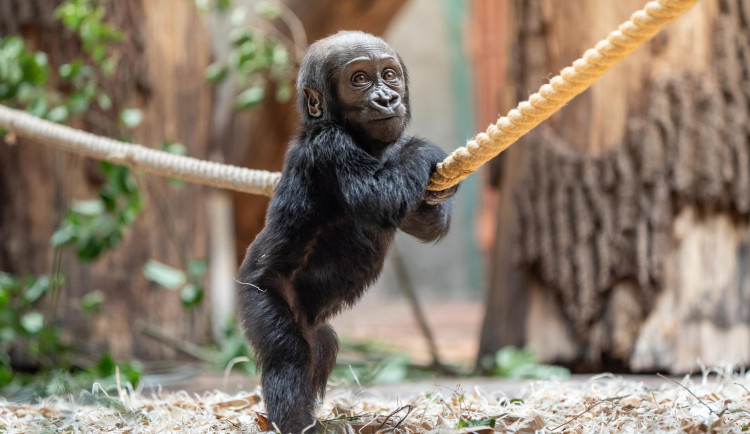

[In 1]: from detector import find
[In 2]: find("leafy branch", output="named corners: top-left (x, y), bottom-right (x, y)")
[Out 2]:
top-left (201, 0), bottom-right (300, 109)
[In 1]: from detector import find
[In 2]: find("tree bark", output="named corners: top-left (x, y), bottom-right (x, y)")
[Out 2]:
top-left (0, 0), bottom-right (214, 362)
top-left (228, 0), bottom-right (410, 261)
top-left (478, 0), bottom-right (749, 373)
top-left (475, 0), bottom-right (547, 365)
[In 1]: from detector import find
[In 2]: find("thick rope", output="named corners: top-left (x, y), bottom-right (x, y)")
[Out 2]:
top-left (426, 0), bottom-right (700, 191)
top-left (0, 0), bottom-right (698, 197)
top-left (0, 105), bottom-right (281, 197)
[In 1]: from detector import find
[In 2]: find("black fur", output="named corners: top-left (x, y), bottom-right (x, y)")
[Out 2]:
top-left (238, 31), bottom-right (456, 433)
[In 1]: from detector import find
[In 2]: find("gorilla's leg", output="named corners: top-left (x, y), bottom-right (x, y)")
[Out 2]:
top-left (241, 289), bottom-right (316, 433)
top-left (310, 323), bottom-right (338, 399)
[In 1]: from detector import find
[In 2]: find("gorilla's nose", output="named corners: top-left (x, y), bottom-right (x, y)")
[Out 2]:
top-left (371, 89), bottom-right (401, 114)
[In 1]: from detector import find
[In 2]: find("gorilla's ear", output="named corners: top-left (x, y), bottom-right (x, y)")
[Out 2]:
top-left (303, 87), bottom-right (323, 118)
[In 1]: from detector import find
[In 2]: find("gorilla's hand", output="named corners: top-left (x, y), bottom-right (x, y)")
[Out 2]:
top-left (424, 185), bottom-right (458, 205)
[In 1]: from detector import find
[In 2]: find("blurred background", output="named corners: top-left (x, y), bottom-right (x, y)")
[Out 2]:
top-left (0, 0), bottom-right (747, 396)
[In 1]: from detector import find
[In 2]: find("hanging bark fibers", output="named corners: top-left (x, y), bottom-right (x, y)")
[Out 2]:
top-left (515, 0), bottom-right (750, 343)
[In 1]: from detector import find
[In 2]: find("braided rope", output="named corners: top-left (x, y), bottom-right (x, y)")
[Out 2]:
top-left (0, 105), bottom-right (281, 197)
top-left (426, 0), bottom-right (700, 191)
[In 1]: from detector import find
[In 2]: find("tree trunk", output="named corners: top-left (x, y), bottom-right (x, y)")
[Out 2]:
top-left (478, 0), bottom-right (749, 373)
top-left (228, 0), bottom-right (410, 261)
top-left (0, 0), bottom-right (213, 362)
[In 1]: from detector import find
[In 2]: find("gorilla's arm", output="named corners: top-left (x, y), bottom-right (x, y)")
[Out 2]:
top-left (307, 124), bottom-right (434, 228)
top-left (397, 140), bottom-right (456, 242)
top-left (399, 200), bottom-right (453, 242)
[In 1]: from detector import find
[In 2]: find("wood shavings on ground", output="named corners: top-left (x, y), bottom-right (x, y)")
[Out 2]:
top-left (1, 372), bottom-right (749, 433)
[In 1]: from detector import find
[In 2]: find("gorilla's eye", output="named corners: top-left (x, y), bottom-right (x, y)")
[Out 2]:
top-left (351, 72), bottom-right (369, 85)
top-left (383, 69), bottom-right (397, 81)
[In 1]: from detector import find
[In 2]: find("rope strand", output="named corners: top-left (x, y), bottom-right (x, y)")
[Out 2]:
top-left (0, 105), bottom-right (281, 197)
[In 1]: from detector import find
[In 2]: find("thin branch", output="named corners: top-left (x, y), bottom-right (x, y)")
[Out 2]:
top-left (390, 245), bottom-right (453, 375)
top-left (375, 404), bottom-right (413, 432)
top-left (735, 382), bottom-right (750, 396)
top-left (657, 373), bottom-right (716, 415)
top-left (550, 401), bottom-right (609, 431)
top-left (135, 319), bottom-right (214, 362)
top-left (272, 0), bottom-right (307, 60)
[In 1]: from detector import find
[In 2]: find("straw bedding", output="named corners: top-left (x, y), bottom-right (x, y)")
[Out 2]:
top-left (1, 372), bottom-right (749, 433)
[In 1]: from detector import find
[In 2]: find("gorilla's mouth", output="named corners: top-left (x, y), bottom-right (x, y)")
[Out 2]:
top-left (365, 105), bottom-right (403, 120)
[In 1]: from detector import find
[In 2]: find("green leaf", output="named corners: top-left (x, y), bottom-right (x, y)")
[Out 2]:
top-left (80, 80), bottom-right (97, 98)
top-left (24, 52), bottom-right (49, 84)
top-left (24, 276), bottom-right (50, 303)
top-left (229, 28), bottom-right (252, 47)
top-left (81, 290), bottom-right (104, 313)
top-left (230, 6), bottom-right (247, 26)
top-left (51, 223), bottom-right (76, 247)
top-left (100, 58), bottom-right (116, 76)
top-left (119, 108), bottom-right (143, 128)
top-left (0, 84), bottom-right (12, 101)
top-left (213, 0), bottom-right (233, 13)
top-left (255, 1), bottom-right (280, 20)
top-left (205, 62), bottom-right (228, 84)
top-left (187, 259), bottom-right (207, 279)
top-left (0, 272), bottom-right (18, 290)
top-left (161, 141), bottom-right (186, 155)
top-left (275, 82), bottom-right (293, 102)
top-left (97, 93), bottom-right (112, 110)
top-left (0, 287), bottom-right (9, 307)
top-left (515, 363), bottom-right (570, 380)
top-left (28, 98), bottom-right (49, 118)
top-left (0, 327), bottom-right (15, 343)
top-left (51, 273), bottom-right (65, 288)
top-left (121, 202), bottom-right (141, 224)
top-left (71, 199), bottom-right (105, 216)
top-left (271, 45), bottom-right (289, 67)
top-left (47, 106), bottom-right (69, 123)
top-left (495, 346), bottom-right (536, 376)
top-left (77, 236), bottom-right (105, 262)
top-left (456, 417), bottom-right (496, 429)
top-left (370, 354), bottom-right (409, 384)
top-left (108, 358), bottom-right (143, 388)
top-left (235, 86), bottom-right (265, 109)
top-left (180, 284), bottom-right (203, 307)
top-left (2, 36), bottom-right (24, 58)
top-left (143, 260), bottom-right (186, 290)
top-left (58, 61), bottom-right (80, 79)
top-left (33, 52), bottom-right (48, 69)
top-left (492, 346), bottom-right (570, 380)
top-left (14, 83), bottom-right (34, 102)
top-left (95, 353), bottom-right (116, 376)
top-left (68, 92), bottom-right (91, 114)
top-left (20, 312), bottom-right (44, 334)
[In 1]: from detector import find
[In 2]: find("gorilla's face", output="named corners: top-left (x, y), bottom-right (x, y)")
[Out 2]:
top-left (298, 31), bottom-right (410, 155)
top-left (334, 48), bottom-right (408, 145)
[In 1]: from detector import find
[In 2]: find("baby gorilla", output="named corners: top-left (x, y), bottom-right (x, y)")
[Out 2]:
top-left (238, 31), bottom-right (457, 433)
